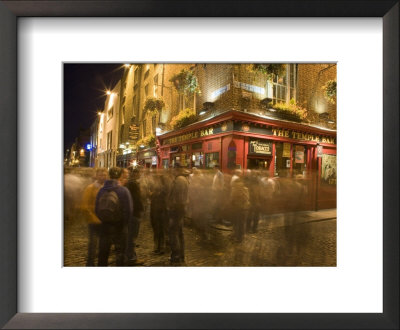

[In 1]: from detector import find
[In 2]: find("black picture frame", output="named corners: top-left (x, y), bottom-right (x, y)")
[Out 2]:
top-left (0, 1), bottom-right (398, 329)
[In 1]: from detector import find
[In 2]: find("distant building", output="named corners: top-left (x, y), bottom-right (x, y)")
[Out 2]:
top-left (96, 81), bottom-right (121, 168)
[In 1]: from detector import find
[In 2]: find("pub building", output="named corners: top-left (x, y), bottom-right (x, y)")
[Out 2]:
top-left (157, 110), bottom-right (336, 211)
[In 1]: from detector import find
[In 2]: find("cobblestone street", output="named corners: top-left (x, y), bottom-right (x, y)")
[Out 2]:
top-left (64, 208), bottom-right (336, 267)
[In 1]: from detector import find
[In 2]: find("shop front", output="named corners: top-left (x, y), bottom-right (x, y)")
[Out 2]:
top-left (116, 151), bottom-right (137, 168)
top-left (137, 148), bottom-right (157, 169)
top-left (158, 110), bottom-right (336, 210)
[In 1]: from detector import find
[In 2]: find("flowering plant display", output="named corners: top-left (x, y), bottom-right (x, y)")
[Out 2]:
top-left (169, 108), bottom-right (197, 129)
top-left (269, 98), bottom-right (308, 121)
top-left (143, 97), bottom-right (165, 113)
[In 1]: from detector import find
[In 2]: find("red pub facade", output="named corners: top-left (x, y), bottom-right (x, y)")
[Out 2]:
top-left (157, 110), bottom-right (336, 211)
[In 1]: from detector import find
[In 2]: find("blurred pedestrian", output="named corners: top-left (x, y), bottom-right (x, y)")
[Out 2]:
top-left (95, 167), bottom-right (133, 266)
top-left (81, 168), bottom-right (108, 266)
top-left (230, 172), bottom-right (250, 243)
top-left (149, 174), bottom-right (169, 254)
top-left (168, 166), bottom-right (189, 265)
top-left (211, 165), bottom-right (224, 224)
top-left (245, 171), bottom-right (261, 233)
top-left (125, 167), bottom-right (144, 265)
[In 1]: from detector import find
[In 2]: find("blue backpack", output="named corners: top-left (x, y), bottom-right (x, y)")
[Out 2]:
top-left (97, 190), bottom-right (121, 224)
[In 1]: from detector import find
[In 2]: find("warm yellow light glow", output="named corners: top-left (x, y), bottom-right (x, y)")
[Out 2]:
top-left (106, 90), bottom-right (111, 95)
top-left (124, 64), bottom-right (131, 68)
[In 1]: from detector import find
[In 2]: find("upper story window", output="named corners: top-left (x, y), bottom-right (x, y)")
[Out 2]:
top-left (144, 84), bottom-right (149, 98)
top-left (107, 130), bottom-right (113, 150)
top-left (144, 69), bottom-right (150, 81)
top-left (134, 67), bottom-right (140, 88)
top-left (266, 64), bottom-right (297, 103)
top-left (107, 105), bottom-right (114, 121)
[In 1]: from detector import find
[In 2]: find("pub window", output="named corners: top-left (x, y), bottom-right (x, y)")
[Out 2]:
top-left (205, 152), bottom-right (219, 168)
top-left (192, 152), bottom-right (204, 167)
top-left (162, 159), bottom-right (169, 169)
top-left (292, 144), bottom-right (308, 176)
top-left (274, 142), bottom-right (291, 177)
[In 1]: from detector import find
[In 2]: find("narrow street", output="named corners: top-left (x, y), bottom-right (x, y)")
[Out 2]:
top-left (64, 209), bottom-right (336, 267)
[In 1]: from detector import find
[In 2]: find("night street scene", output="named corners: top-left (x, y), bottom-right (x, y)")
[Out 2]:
top-left (64, 63), bottom-right (337, 267)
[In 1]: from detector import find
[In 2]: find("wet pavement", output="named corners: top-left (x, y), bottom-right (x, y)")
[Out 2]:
top-left (64, 208), bottom-right (336, 267)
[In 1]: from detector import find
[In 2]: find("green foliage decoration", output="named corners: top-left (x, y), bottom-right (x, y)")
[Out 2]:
top-left (269, 98), bottom-right (308, 121)
top-left (169, 108), bottom-right (198, 129)
top-left (136, 135), bottom-right (156, 148)
top-left (322, 80), bottom-right (337, 104)
top-left (249, 64), bottom-right (286, 81)
top-left (143, 97), bottom-right (165, 113)
top-left (169, 69), bottom-right (200, 95)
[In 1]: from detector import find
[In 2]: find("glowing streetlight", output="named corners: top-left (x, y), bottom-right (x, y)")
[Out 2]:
top-left (106, 90), bottom-right (111, 95)
top-left (124, 64), bottom-right (131, 68)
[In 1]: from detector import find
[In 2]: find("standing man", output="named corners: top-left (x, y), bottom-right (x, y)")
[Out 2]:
top-left (125, 167), bottom-right (144, 265)
top-left (95, 167), bottom-right (133, 266)
top-left (168, 166), bottom-right (189, 265)
top-left (81, 168), bottom-right (108, 266)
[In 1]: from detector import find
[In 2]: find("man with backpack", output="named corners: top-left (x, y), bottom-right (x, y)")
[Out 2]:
top-left (95, 167), bottom-right (133, 266)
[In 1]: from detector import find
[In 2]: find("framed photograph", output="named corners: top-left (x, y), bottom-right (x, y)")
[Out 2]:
top-left (0, 1), bottom-right (398, 329)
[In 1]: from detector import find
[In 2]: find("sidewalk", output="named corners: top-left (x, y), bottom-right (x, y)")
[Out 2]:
top-left (266, 208), bottom-right (337, 229)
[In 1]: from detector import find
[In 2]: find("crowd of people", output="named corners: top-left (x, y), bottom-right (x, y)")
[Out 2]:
top-left (75, 165), bottom-right (310, 266)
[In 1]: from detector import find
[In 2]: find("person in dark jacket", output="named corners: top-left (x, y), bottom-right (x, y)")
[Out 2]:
top-left (149, 173), bottom-right (169, 254)
top-left (168, 166), bottom-right (189, 265)
top-left (95, 167), bottom-right (133, 266)
top-left (124, 167), bottom-right (144, 265)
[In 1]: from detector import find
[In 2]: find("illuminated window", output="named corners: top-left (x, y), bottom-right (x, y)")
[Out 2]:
top-left (266, 64), bottom-right (297, 104)
top-left (205, 152), bottom-right (219, 168)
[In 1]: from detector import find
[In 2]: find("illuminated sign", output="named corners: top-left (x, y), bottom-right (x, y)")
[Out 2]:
top-left (249, 140), bottom-right (272, 155)
top-left (86, 144), bottom-right (92, 150)
top-left (272, 129), bottom-right (335, 144)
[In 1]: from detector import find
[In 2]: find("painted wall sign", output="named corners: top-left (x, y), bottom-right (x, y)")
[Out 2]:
top-left (321, 154), bottom-right (336, 185)
top-left (211, 84), bottom-right (230, 99)
top-left (249, 140), bottom-right (272, 155)
top-left (234, 81), bottom-right (265, 95)
top-left (295, 145), bottom-right (305, 163)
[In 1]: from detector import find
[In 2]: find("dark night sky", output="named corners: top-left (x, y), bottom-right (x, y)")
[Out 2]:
top-left (64, 64), bottom-right (125, 150)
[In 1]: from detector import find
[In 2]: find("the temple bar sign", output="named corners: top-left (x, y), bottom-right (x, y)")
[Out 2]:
top-left (249, 140), bottom-right (272, 155)
top-left (272, 129), bottom-right (335, 144)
